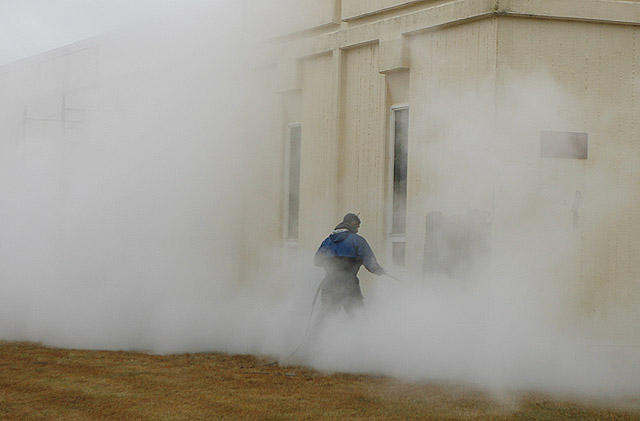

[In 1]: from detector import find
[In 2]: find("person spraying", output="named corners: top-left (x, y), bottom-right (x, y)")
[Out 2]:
top-left (273, 213), bottom-right (397, 362)
top-left (313, 213), bottom-right (386, 327)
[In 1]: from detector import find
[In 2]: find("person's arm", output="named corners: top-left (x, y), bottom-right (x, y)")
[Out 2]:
top-left (355, 236), bottom-right (385, 275)
top-left (314, 240), bottom-right (329, 267)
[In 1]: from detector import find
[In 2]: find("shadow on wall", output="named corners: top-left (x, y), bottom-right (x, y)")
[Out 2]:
top-left (423, 209), bottom-right (492, 281)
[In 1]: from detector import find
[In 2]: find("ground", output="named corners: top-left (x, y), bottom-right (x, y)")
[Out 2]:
top-left (0, 341), bottom-right (638, 420)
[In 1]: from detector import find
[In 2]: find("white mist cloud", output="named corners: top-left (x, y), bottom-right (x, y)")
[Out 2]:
top-left (295, 72), bottom-right (640, 401)
top-left (0, 1), bottom-right (252, 346)
top-left (305, 274), bottom-right (640, 399)
top-left (0, 0), bottom-right (639, 406)
top-left (0, 0), bottom-right (207, 65)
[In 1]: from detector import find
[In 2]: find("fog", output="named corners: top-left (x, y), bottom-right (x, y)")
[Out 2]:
top-left (305, 74), bottom-right (640, 401)
top-left (1, 0), bottom-right (639, 406)
top-left (0, 0), bottom-right (208, 66)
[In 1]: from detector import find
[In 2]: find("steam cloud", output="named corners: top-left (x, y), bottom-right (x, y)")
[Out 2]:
top-left (0, 1), bottom-right (639, 405)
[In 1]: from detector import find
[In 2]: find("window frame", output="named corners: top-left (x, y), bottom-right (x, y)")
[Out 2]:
top-left (283, 123), bottom-right (302, 247)
top-left (386, 104), bottom-right (409, 269)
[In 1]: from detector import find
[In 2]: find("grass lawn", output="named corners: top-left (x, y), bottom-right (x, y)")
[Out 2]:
top-left (0, 341), bottom-right (638, 420)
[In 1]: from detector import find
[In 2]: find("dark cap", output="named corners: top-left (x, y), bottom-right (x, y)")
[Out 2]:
top-left (342, 213), bottom-right (361, 226)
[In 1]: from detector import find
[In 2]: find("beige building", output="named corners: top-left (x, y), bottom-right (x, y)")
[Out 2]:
top-left (269, 0), bottom-right (640, 337)
top-left (1, 1), bottom-right (639, 340)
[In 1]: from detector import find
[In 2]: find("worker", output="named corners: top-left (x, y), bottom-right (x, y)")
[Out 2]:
top-left (313, 213), bottom-right (385, 327)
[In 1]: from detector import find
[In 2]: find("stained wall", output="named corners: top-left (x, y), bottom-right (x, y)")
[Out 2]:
top-left (494, 17), bottom-right (640, 335)
top-left (279, 2), bottom-right (640, 329)
top-left (405, 18), bottom-right (498, 278)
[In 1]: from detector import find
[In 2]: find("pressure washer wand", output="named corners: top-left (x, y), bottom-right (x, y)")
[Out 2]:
top-left (383, 272), bottom-right (409, 285)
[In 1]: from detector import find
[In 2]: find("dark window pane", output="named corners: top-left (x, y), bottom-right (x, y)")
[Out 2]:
top-left (392, 242), bottom-right (406, 266)
top-left (288, 125), bottom-right (301, 239)
top-left (392, 108), bottom-right (408, 234)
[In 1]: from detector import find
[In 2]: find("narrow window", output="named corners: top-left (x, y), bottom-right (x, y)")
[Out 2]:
top-left (392, 242), bottom-right (406, 267)
top-left (389, 106), bottom-right (408, 266)
top-left (392, 107), bottom-right (408, 234)
top-left (287, 124), bottom-right (301, 239)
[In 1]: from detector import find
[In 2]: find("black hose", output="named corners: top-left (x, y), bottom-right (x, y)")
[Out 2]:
top-left (264, 281), bottom-right (323, 366)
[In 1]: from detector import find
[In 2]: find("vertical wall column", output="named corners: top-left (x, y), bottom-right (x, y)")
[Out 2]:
top-left (329, 48), bottom-right (343, 224)
top-left (295, 52), bottom-right (337, 247)
top-left (338, 43), bottom-right (386, 260)
top-left (333, 0), bottom-right (343, 24)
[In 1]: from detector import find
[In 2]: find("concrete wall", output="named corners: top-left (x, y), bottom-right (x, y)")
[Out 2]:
top-left (292, 45), bottom-right (387, 283)
top-left (254, 0), bottom-right (338, 35)
top-left (286, 0), bottom-right (339, 30)
top-left (406, 18), bottom-right (497, 278)
top-left (273, 0), bottom-right (640, 327)
top-left (494, 17), bottom-right (640, 333)
top-left (342, 0), bottom-right (427, 20)
top-left (298, 53), bottom-right (337, 249)
top-left (338, 44), bottom-right (387, 263)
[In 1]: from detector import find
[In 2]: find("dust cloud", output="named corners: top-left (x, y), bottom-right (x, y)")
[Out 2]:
top-left (0, 2), bottom-right (274, 351)
top-left (304, 72), bottom-right (640, 401)
top-left (0, 0), bottom-right (638, 405)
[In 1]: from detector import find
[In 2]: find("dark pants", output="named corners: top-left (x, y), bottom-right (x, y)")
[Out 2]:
top-left (313, 272), bottom-right (364, 333)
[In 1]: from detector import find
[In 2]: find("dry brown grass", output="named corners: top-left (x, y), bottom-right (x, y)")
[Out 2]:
top-left (0, 341), bottom-right (638, 420)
